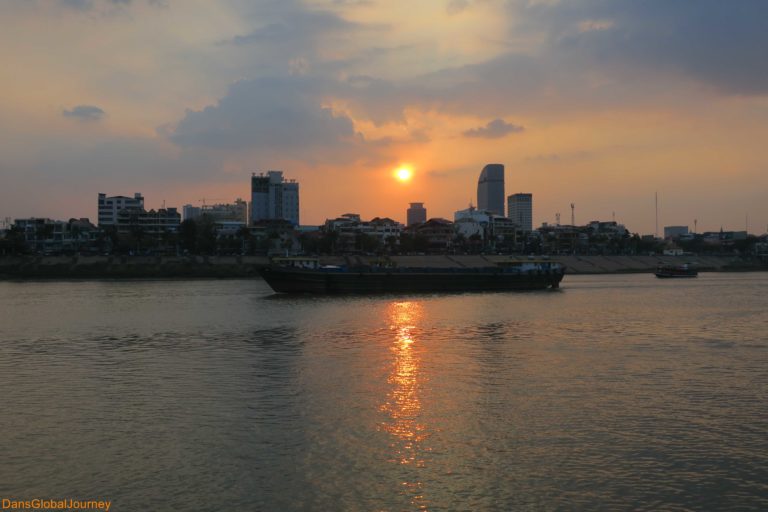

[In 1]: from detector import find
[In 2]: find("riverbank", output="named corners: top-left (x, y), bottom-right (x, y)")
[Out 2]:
top-left (0, 254), bottom-right (765, 279)
top-left (0, 255), bottom-right (270, 279)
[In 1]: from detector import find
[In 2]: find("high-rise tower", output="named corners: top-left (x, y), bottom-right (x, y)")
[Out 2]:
top-left (251, 171), bottom-right (300, 225)
top-left (477, 164), bottom-right (505, 216)
top-left (407, 203), bottom-right (427, 226)
top-left (507, 193), bottom-right (533, 231)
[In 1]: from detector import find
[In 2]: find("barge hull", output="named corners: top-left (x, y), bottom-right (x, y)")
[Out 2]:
top-left (260, 268), bottom-right (563, 294)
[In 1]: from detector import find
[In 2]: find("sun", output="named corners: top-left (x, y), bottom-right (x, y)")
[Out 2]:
top-left (394, 166), bottom-right (413, 183)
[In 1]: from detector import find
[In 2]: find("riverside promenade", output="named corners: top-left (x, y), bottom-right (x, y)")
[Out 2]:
top-left (0, 254), bottom-right (761, 279)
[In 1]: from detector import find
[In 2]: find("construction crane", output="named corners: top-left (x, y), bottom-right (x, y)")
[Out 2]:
top-left (198, 198), bottom-right (226, 206)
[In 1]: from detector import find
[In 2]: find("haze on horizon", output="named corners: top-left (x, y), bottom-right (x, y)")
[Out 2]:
top-left (2, 0), bottom-right (768, 235)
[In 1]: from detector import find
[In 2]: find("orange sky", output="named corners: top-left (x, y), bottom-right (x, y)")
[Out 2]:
top-left (2, 1), bottom-right (768, 234)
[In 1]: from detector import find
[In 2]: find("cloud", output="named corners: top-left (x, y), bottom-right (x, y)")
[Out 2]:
top-left (59, 0), bottom-right (133, 9)
top-left (228, 10), bottom-right (357, 47)
top-left (167, 76), bottom-right (365, 162)
top-left (446, 0), bottom-right (470, 15)
top-left (524, 151), bottom-right (592, 163)
top-left (62, 105), bottom-right (106, 122)
top-left (59, 0), bottom-right (93, 9)
top-left (463, 119), bottom-right (524, 139)
top-left (56, 0), bottom-right (168, 12)
top-left (513, 0), bottom-right (768, 95)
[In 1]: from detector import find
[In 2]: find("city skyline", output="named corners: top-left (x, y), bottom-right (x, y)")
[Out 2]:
top-left (2, 1), bottom-right (768, 234)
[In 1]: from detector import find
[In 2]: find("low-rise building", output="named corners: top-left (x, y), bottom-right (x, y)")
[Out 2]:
top-left (13, 217), bottom-right (100, 253)
top-left (664, 225), bottom-right (689, 239)
top-left (113, 207), bottom-right (181, 236)
top-left (98, 192), bottom-right (144, 227)
top-left (405, 218), bottom-right (454, 252)
top-left (184, 199), bottom-right (248, 223)
top-left (323, 213), bottom-right (404, 252)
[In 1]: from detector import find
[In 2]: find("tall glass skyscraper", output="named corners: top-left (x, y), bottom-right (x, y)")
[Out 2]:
top-left (477, 164), bottom-right (505, 216)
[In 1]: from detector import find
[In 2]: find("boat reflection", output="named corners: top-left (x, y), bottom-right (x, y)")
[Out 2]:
top-left (379, 301), bottom-right (430, 509)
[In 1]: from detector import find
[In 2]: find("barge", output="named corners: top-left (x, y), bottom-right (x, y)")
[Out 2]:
top-left (655, 263), bottom-right (698, 278)
top-left (260, 258), bottom-right (565, 294)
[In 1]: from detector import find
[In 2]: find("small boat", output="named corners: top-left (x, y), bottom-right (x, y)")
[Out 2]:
top-left (655, 263), bottom-right (698, 278)
top-left (260, 257), bottom-right (565, 294)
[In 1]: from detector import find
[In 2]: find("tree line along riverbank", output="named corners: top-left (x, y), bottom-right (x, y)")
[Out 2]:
top-left (0, 254), bottom-right (764, 279)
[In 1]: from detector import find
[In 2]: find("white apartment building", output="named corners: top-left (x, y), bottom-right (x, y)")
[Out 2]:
top-left (251, 171), bottom-right (300, 226)
top-left (98, 192), bottom-right (144, 226)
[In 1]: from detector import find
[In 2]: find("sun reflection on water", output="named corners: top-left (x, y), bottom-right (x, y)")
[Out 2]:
top-left (379, 301), bottom-right (430, 509)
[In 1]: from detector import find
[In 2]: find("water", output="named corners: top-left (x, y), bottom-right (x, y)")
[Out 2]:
top-left (1, 274), bottom-right (767, 511)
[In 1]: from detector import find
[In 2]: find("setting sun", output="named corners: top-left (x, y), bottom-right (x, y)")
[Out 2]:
top-left (394, 166), bottom-right (413, 183)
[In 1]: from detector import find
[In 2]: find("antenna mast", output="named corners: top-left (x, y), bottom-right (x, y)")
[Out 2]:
top-left (655, 192), bottom-right (659, 238)
top-left (570, 203), bottom-right (575, 226)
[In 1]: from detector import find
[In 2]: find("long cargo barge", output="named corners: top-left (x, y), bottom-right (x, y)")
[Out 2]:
top-left (260, 258), bottom-right (565, 294)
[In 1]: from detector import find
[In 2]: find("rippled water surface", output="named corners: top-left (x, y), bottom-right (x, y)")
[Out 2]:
top-left (1, 274), bottom-right (767, 511)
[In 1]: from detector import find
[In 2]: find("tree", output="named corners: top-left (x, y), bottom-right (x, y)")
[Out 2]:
top-left (385, 235), bottom-right (399, 254)
top-left (195, 217), bottom-right (217, 255)
top-left (355, 232), bottom-right (379, 253)
top-left (318, 230), bottom-right (339, 255)
top-left (179, 219), bottom-right (197, 253)
top-left (468, 233), bottom-right (483, 254)
top-left (129, 224), bottom-right (146, 254)
top-left (298, 232), bottom-right (319, 255)
top-left (0, 226), bottom-right (27, 255)
top-left (236, 226), bottom-right (253, 255)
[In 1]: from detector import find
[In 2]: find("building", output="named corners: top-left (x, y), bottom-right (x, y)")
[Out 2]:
top-left (407, 203), bottom-right (427, 227)
top-left (453, 206), bottom-right (521, 251)
top-left (507, 193), bottom-right (533, 232)
top-left (13, 217), bottom-right (100, 253)
top-left (419, 218), bottom-right (454, 252)
top-left (184, 199), bottom-right (248, 223)
top-left (477, 164), bottom-right (505, 216)
top-left (664, 225), bottom-right (689, 239)
top-left (98, 193), bottom-right (144, 226)
top-left (182, 205), bottom-right (201, 221)
top-left (405, 218), bottom-right (454, 252)
top-left (324, 213), bottom-right (404, 252)
top-left (251, 171), bottom-right (300, 226)
top-left (114, 207), bottom-right (181, 236)
top-left (98, 192), bottom-right (180, 236)
top-left (454, 205), bottom-right (491, 224)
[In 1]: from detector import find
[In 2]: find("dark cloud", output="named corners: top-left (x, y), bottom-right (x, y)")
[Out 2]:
top-left (514, 0), bottom-right (768, 95)
top-left (463, 119), bottom-right (524, 139)
top-left (524, 151), bottom-right (592, 164)
top-left (228, 10), bottom-right (357, 47)
top-left (217, 2), bottom-right (388, 79)
top-left (446, 0), bottom-right (470, 15)
top-left (58, 0), bottom-right (165, 11)
top-left (62, 105), bottom-right (105, 122)
top-left (59, 0), bottom-right (92, 9)
top-left (168, 76), bottom-right (364, 160)
top-left (338, 51), bottom-right (570, 124)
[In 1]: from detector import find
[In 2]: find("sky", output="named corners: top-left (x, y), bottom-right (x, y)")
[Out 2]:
top-left (2, 0), bottom-right (768, 234)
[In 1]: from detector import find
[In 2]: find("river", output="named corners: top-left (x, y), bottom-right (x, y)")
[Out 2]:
top-left (1, 273), bottom-right (766, 510)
